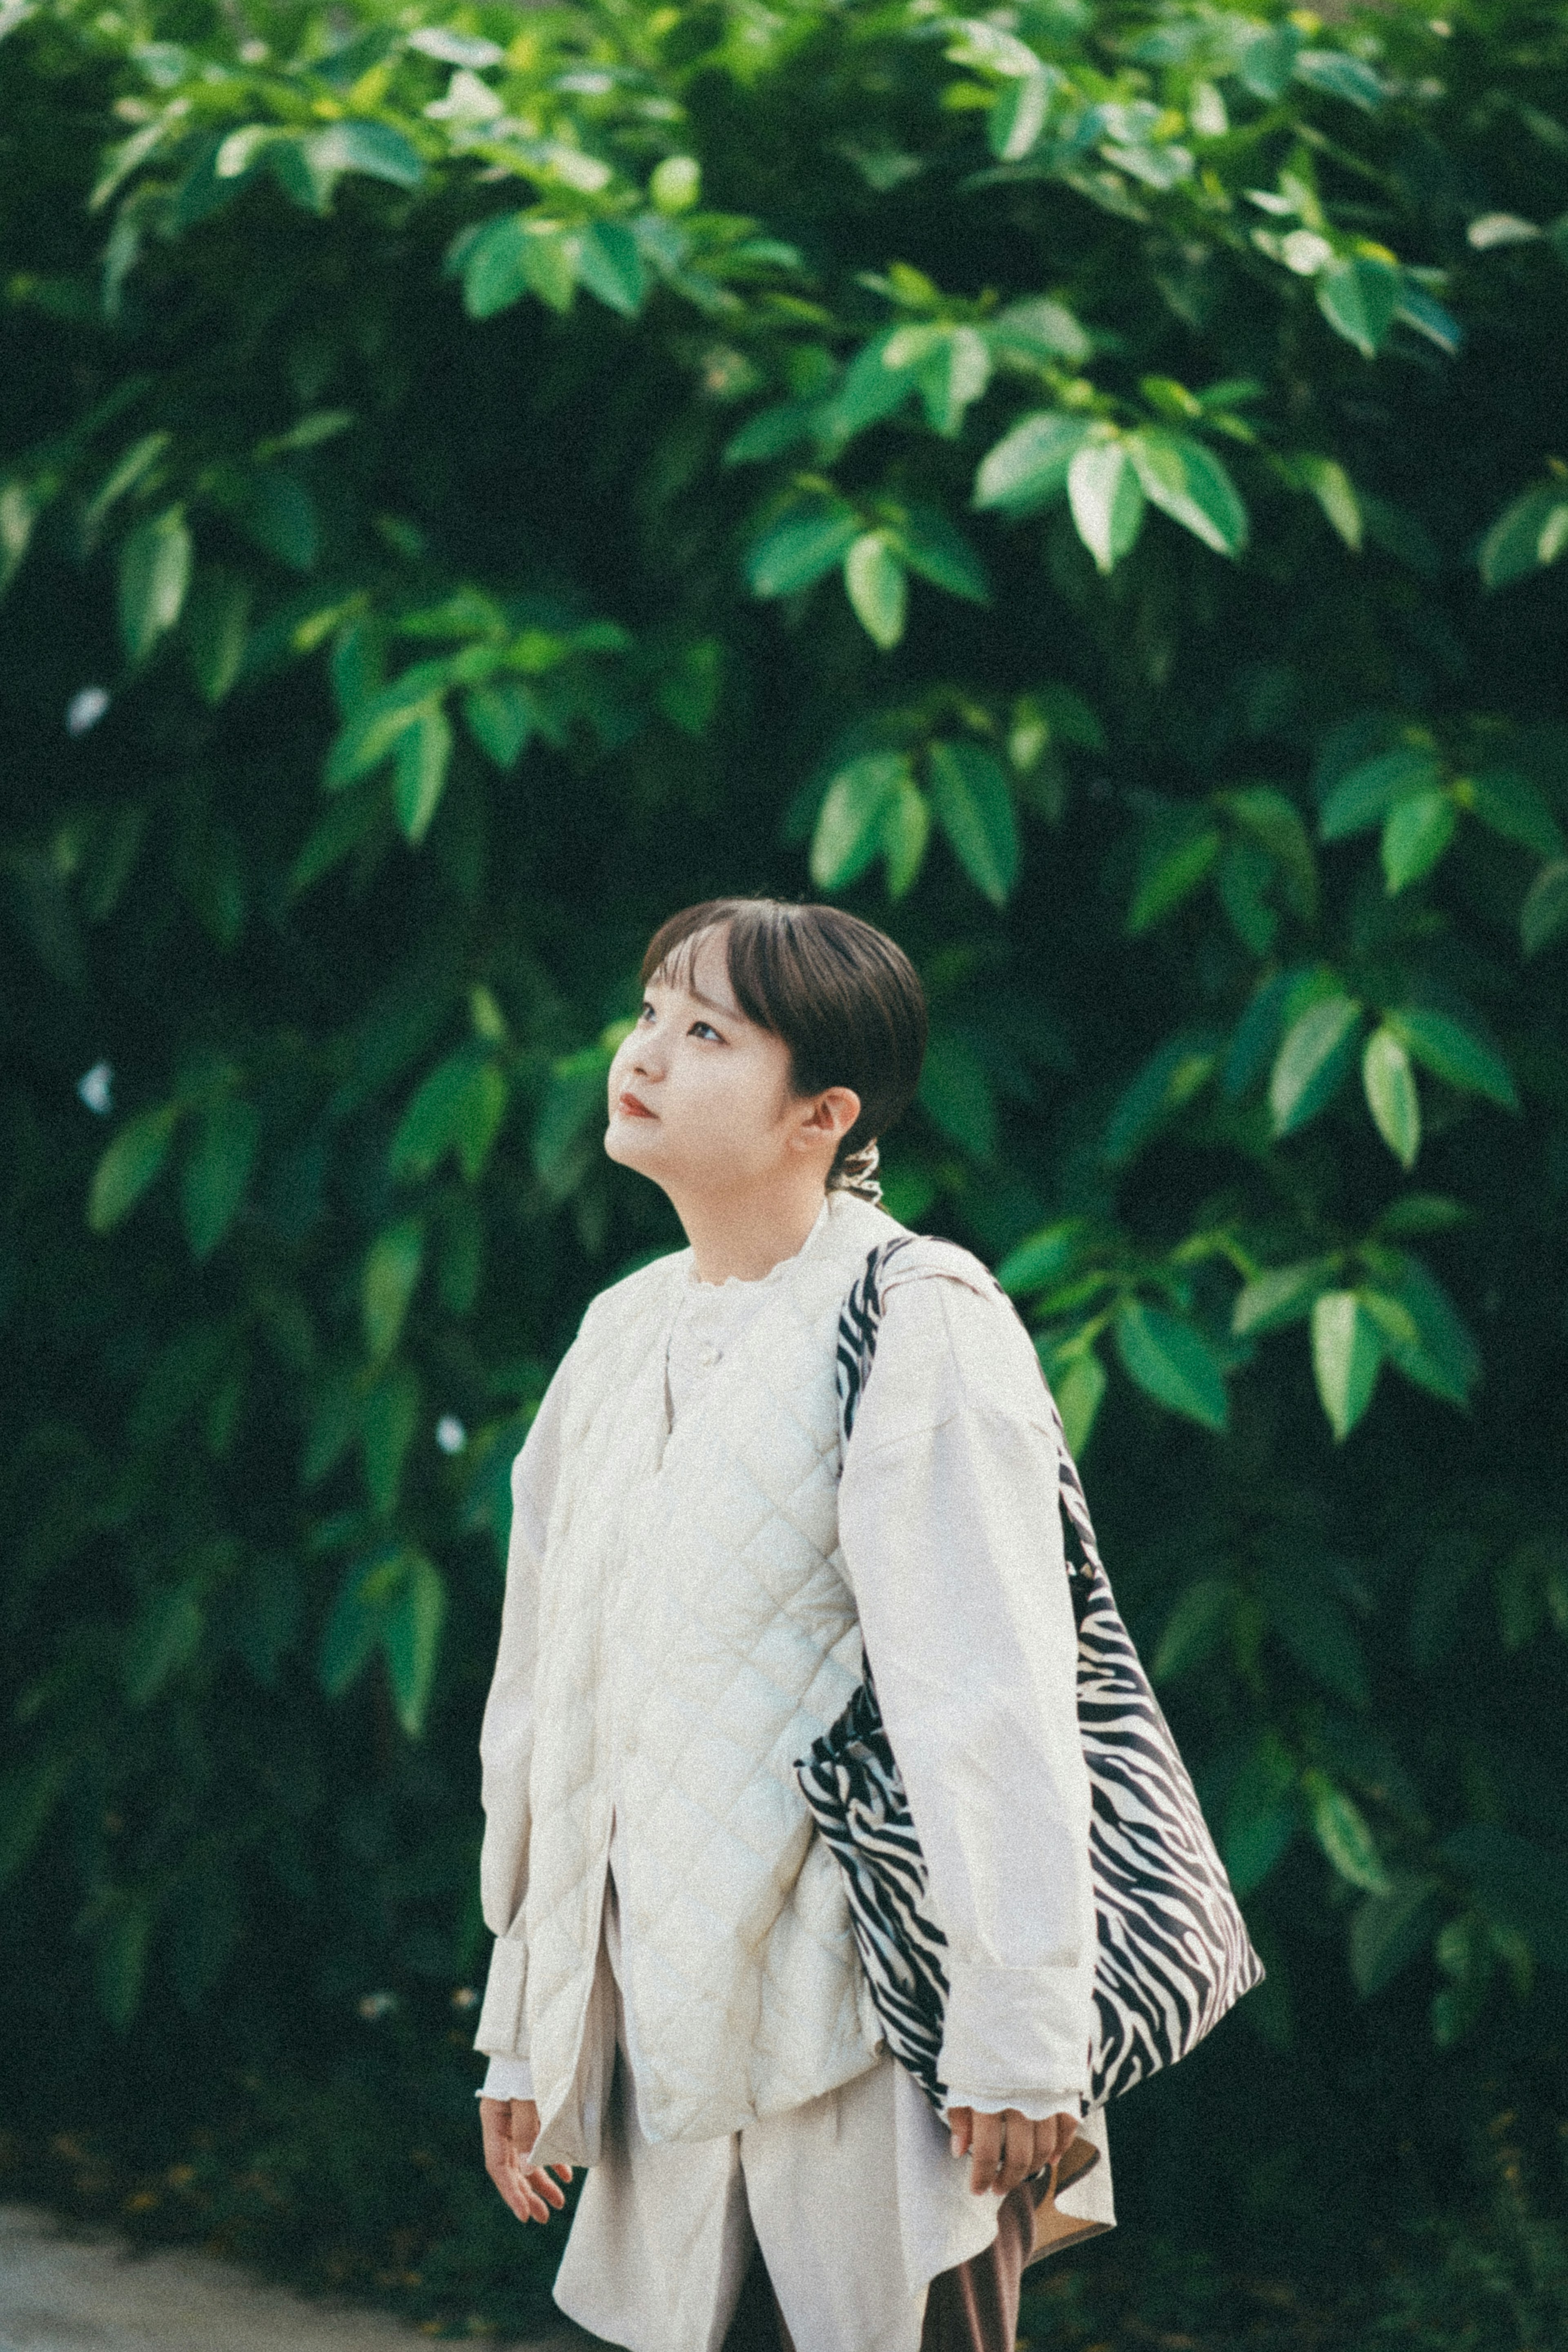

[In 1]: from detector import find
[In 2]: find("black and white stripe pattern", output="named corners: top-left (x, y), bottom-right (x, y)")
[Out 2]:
top-left (797, 1241), bottom-right (1264, 2116)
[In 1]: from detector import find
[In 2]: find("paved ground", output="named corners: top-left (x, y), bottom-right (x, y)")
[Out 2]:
top-left (0, 2206), bottom-right (611, 2352)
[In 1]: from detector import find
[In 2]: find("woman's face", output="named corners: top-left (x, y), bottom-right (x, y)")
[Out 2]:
top-left (604, 924), bottom-right (856, 1198)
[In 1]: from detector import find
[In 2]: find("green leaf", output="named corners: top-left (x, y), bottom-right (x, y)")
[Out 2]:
top-left (927, 741), bottom-right (1019, 905)
top-left (318, 1555), bottom-right (390, 1698)
top-left (289, 776), bottom-right (387, 897)
top-left (1153, 1578), bottom-right (1235, 1683)
top-left (987, 65), bottom-right (1053, 162)
top-left (1049, 1349), bottom-right (1107, 1459)
top-left (1294, 50), bottom-right (1385, 110)
top-left (1374, 1193), bottom-right (1469, 1238)
top-left (0, 1756), bottom-right (70, 1886)
top-left (325, 668), bottom-right (446, 789)
top-left (1479, 482), bottom-right (1568, 590)
top-left (122, 1584), bottom-right (204, 1708)
top-left (381, 1551), bottom-right (447, 1737)
top-left (1381, 789), bottom-right (1455, 892)
top-left (1114, 1300), bottom-right (1229, 1432)
top-left (995, 1219), bottom-right (1085, 1296)
top-left (1223, 1737), bottom-right (1298, 1898)
top-left (463, 681), bottom-right (534, 769)
top-left (89, 1104), bottom-right (179, 1233)
top-left (118, 507), bottom-right (192, 663)
top-left (1261, 1560), bottom-right (1371, 1707)
top-left (973, 412), bottom-right (1091, 516)
top-left (1350, 1875), bottom-right (1444, 1998)
top-left (1319, 747), bottom-right (1443, 842)
top-left (910, 323), bottom-right (994, 437)
top-left (988, 298), bottom-right (1090, 367)
top-left (1362, 1027), bottom-right (1420, 1169)
top-left (843, 532), bottom-right (907, 648)
top-left (1102, 1030), bottom-right (1218, 1166)
top-left (1269, 993), bottom-right (1361, 1135)
top-left (181, 1097), bottom-right (261, 1260)
top-left (1309, 1780), bottom-right (1391, 1895)
top-left (724, 401), bottom-right (815, 466)
top-left (1316, 256), bottom-right (1401, 360)
top-left (391, 1050), bottom-right (508, 1184)
top-left (363, 1218), bottom-right (425, 1360)
top-left (1382, 1007), bottom-right (1518, 1110)
top-left (1231, 1258), bottom-right (1332, 1336)
top-left (1292, 453), bottom-right (1362, 550)
top-left (460, 213), bottom-right (532, 318)
top-left (1126, 430), bottom-right (1249, 557)
top-left (894, 505), bottom-right (991, 602)
top-left (1216, 838), bottom-right (1277, 954)
top-left (1067, 440), bottom-right (1146, 573)
top-left (1127, 808), bottom-right (1223, 933)
top-left (575, 221), bottom-right (646, 317)
top-left (1521, 859), bottom-right (1568, 956)
top-left (534, 1045), bottom-right (613, 1200)
top-left (392, 703), bottom-right (452, 843)
top-left (918, 1031), bottom-right (996, 1159)
top-left (810, 751), bottom-right (909, 889)
top-left (1370, 1251), bottom-right (1481, 1408)
top-left (1218, 787), bottom-right (1317, 920)
top-left (360, 1365), bottom-right (420, 1515)
top-left (1310, 1290), bottom-right (1384, 1439)
top-left (879, 781), bottom-right (931, 899)
top-left (0, 476), bottom-right (40, 597)
top-left (1462, 771), bottom-right (1566, 860)
top-left (238, 471), bottom-right (318, 570)
top-left (305, 119), bottom-right (424, 189)
top-left (819, 332), bottom-right (922, 447)
top-left (183, 568), bottom-right (250, 703)
top-left (747, 505), bottom-right (862, 599)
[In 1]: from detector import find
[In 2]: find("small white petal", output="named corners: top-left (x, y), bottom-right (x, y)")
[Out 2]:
top-left (435, 1414), bottom-right (468, 1455)
top-left (77, 1061), bottom-right (114, 1115)
top-left (66, 686), bottom-right (111, 737)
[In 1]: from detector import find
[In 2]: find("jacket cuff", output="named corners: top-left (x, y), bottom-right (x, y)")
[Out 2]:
top-left (474, 1936), bottom-right (528, 2057)
top-left (938, 1960), bottom-right (1091, 2101)
top-left (478, 2053), bottom-right (535, 2103)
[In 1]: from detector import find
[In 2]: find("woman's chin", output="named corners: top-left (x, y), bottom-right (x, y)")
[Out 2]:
top-left (604, 1117), bottom-right (659, 1168)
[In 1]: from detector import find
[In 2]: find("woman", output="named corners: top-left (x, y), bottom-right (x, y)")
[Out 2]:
top-left (474, 897), bottom-right (1113, 2352)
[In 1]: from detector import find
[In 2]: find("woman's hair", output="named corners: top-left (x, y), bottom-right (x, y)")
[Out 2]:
top-left (639, 898), bottom-right (928, 1187)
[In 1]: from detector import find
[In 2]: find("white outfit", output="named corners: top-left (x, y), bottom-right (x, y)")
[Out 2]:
top-left (475, 1189), bottom-right (1113, 2350)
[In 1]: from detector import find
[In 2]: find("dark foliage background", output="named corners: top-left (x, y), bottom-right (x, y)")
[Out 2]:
top-left (2, 0), bottom-right (1567, 2339)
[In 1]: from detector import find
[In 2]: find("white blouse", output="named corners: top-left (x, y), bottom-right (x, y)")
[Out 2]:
top-left (478, 1203), bottom-right (1114, 2337)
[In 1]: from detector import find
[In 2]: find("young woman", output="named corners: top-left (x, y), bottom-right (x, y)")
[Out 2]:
top-left (474, 897), bottom-right (1113, 2352)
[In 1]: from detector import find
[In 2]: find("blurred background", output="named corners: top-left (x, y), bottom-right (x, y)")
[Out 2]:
top-left (2, 0), bottom-right (1566, 2342)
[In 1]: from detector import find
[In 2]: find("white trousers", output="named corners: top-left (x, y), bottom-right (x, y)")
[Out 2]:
top-left (552, 1972), bottom-right (932, 2352)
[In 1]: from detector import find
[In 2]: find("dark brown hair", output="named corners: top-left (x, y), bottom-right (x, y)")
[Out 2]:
top-left (639, 898), bottom-right (927, 1180)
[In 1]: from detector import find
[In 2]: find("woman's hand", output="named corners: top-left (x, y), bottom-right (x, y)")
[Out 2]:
top-left (479, 2096), bottom-right (575, 2224)
top-left (947, 2105), bottom-right (1080, 2198)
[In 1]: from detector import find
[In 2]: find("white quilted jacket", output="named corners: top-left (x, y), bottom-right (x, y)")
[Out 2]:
top-left (478, 1188), bottom-right (917, 2153)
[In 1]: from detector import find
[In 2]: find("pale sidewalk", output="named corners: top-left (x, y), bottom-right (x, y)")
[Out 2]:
top-left (0, 2205), bottom-right (612, 2351)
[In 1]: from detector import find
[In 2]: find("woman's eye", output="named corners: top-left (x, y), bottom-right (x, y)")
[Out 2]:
top-left (690, 1020), bottom-right (720, 1041)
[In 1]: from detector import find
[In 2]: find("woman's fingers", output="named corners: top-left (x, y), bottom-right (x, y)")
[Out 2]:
top-left (995, 2110), bottom-right (1034, 2196)
top-left (966, 2109), bottom-right (1004, 2195)
top-left (479, 2097), bottom-right (575, 2225)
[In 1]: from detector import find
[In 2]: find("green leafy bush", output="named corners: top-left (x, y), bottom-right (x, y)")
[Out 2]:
top-left (2, 0), bottom-right (1568, 2319)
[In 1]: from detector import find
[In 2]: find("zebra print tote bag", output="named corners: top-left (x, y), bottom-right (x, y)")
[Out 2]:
top-left (795, 1238), bottom-right (1265, 2118)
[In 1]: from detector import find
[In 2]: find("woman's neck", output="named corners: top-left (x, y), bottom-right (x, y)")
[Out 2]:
top-left (673, 1180), bottom-right (831, 1286)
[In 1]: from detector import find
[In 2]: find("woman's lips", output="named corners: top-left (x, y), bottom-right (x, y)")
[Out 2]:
top-left (618, 1091), bottom-right (657, 1118)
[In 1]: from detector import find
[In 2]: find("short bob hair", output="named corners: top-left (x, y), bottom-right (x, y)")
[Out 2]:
top-left (639, 898), bottom-right (927, 1183)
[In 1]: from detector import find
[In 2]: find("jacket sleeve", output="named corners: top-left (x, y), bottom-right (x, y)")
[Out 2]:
top-left (472, 1358), bottom-right (570, 2061)
top-left (835, 1265), bottom-right (1095, 2113)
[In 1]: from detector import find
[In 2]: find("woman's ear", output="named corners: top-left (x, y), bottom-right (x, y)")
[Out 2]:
top-left (796, 1085), bottom-right (861, 1154)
